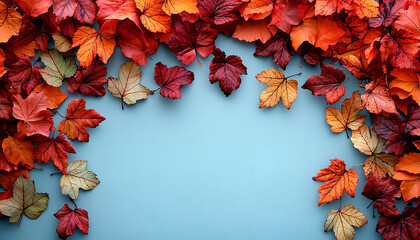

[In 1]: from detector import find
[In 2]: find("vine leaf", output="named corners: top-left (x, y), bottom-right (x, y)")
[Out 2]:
top-left (254, 31), bottom-right (295, 70)
top-left (67, 59), bottom-right (108, 97)
top-left (39, 49), bottom-right (77, 87)
top-left (0, 175), bottom-right (49, 223)
top-left (256, 68), bottom-right (298, 109)
top-left (154, 62), bottom-right (194, 99)
top-left (326, 91), bottom-right (365, 134)
top-left (324, 204), bottom-right (368, 240)
top-left (197, 0), bottom-right (242, 25)
top-left (58, 98), bottom-right (106, 142)
top-left (108, 61), bottom-right (151, 107)
top-left (313, 158), bottom-right (358, 206)
top-left (209, 48), bottom-right (247, 97)
top-left (60, 160), bottom-right (100, 199)
top-left (55, 203), bottom-right (89, 239)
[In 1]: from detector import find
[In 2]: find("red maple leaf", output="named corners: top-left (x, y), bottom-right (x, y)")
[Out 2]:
top-left (197, 0), bottom-right (242, 25)
top-left (33, 134), bottom-right (76, 174)
top-left (209, 48), bottom-right (247, 96)
top-left (7, 56), bottom-right (42, 96)
top-left (362, 175), bottom-right (400, 217)
top-left (12, 91), bottom-right (53, 138)
top-left (165, 17), bottom-right (218, 66)
top-left (254, 31), bottom-right (295, 70)
top-left (369, 0), bottom-right (407, 27)
top-left (67, 60), bottom-right (108, 96)
top-left (52, 0), bottom-right (96, 25)
top-left (54, 203), bottom-right (89, 239)
top-left (154, 62), bottom-right (194, 99)
top-left (376, 204), bottom-right (420, 240)
top-left (302, 63), bottom-right (346, 105)
top-left (270, 0), bottom-right (308, 34)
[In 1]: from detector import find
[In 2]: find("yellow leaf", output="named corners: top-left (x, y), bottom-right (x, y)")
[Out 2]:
top-left (363, 154), bottom-right (398, 179)
top-left (324, 205), bottom-right (368, 240)
top-left (60, 160), bottom-right (100, 200)
top-left (351, 124), bottom-right (386, 155)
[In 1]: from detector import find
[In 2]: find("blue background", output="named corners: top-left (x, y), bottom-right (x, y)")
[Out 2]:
top-left (0, 34), bottom-right (393, 239)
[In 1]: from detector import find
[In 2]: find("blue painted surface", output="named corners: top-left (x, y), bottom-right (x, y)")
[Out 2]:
top-left (0, 34), bottom-right (386, 240)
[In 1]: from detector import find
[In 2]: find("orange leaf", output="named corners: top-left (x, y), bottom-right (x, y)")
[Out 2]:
top-left (135, 0), bottom-right (171, 33)
top-left (162, 0), bottom-right (198, 15)
top-left (315, 0), bottom-right (352, 16)
top-left (232, 18), bottom-right (277, 44)
top-left (393, 153), bottom-right (420, 201)
top-left (0, 2), bottom-right (22, 43)
top-left (313, 158), bottom-right (358, 206)
top-left (363, 154), bottom-right (398, 180)
top-left (2, 136), bottom-right (35, 169)
top-left (96, 0), bottom-right (141, 32)
top-left (390, 69), bottom-right (420, 106)
top-left (14, 0), bottom-right (52, 17)
top-left (361, 82), bottom-right (397, 114)
top-left (34, 83), bottom-right (69, 110)
top-left (325, 91), bottom-right (366, 134)
top-left (394, 2), bottom-right (420, 37)
top-left (241, 0), bottom-right (273, 20)
top-left (71, 26), bottom-right (116, 67)
top-left (352, 0), bottom-right (379, 18)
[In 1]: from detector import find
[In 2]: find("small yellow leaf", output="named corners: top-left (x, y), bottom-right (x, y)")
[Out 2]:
top-left (324, 205), bottom-right (368, 240)
top-left (60, 160), bottom-right (100, 200)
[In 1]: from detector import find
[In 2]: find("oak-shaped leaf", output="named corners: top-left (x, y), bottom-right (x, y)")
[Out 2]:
top-left (0, 2), bottom-right (22, 43)
top-left (351, 124), bottom-right (386, 155)
top-left (394, 152), bottom-right (420, 201)
top-left (362, 175), bottom-right (400, 217)
top-left (313, 158), bottom-right (358, 206)
top-left (60, 160), bottom-right (99, 200)
top-left (326, 91), bottom-right (366, 134)
top-left (54, 203), bottom-right (89, 239)
top-left (324, 205), bottom-right (367, 240)
top-left (256, 68), bottom-right (299, 109)
top-left (2, 136), bottom-right (35, 169)
top-left (12, 91), bottom-right (53, 138)
top-left (154, 62), bottom-right (194, 99)
top-left (254, 31), bottom-right (295, 70)
top-left (165, 18), bottom-right (218, 66)
top-left (209, 48), bottom-right (247, 97)
top-left (58, 98), bottom-right (105, 142)
top-left (67, 60), bottom-right (107, 96)
top-left (376, 204), bottom-right (420, 240)
top-left (0, 175), bottom-right (49, 223)
top-left (197, 0), bottom-right (242, 25)
top-left (361, 82), bottom-right (398, 115)
top-left (71, 26), bottom-right (116, 67)
top-left (33, 135), bottom-right (75, 174)
top-left (39, 49), bottom-right (77, 87)
top-left (108, 61), bottom-right (151, 108)
top-left (34, 83), bottom-right (69, 110)
top-left (302, 63), bottom-right (346, 105)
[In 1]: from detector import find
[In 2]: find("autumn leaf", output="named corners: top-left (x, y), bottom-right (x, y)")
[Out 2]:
top-left (241, 0), bottom-right (273, 20)
top-left (339, 55), bottom-right (382, 82)
top-left (197, 0), bottom-right (242, 25)
top-left (0, 91), bottom-right (12, 120)
top-left (0, 2), bottom-right (22, 43)
top-left (52, 0), bottom-right (77, 22)
top-left (60, 160), bottom-right (100, 200)
top-left (162, 0), bottom-right (199, 15)
top-left (363, 154), bottom-right (398, 180)
top-left (154, 62), bottom-right (194, 99)
top-left (324, 205), bottom-right (367, 240)
top-left (254, 31), bottom-right (295, 70)
top-left (209, 48), bottom-right (247, 96)
top-left (369, 0), bottom-right (407, 28)
top-left (377, 204), bottom-right (420, 240)
top-left (96, 0), bottom-right (141, 33)
top-left (165, 18), bottom-right (218, 66)
top-left (39, 49), bottom-right (77, 87)
top-left (34, 83), bottom-right (69, 110)
top-left (67, 60), bottom-right (107, 96)
top-left (390, 69), bottom-right (420, 106)
top-left (270, 0), bottom-right (308, 34)
top-left (52, 34), bottom-right (73, 53)
top-left (33, 135), bottom-right (75, 174)
top-left (0, 170), bottom-right (29, 191)
top-left (0, 175), bottom-right (49, 223)
top-left (394, 2), bottom-right (420, 36)
top-left (58, 98), bottom-right (106, 142)
top-left (2, 136), bottom-right (35, 169)
top-left (314, 0), bottom-right (351, 16)
top-left (108, 61), bottom-right (151, 108)
top-left (394, 152), bottom-right (420, 201)
top-left (313, 158), bottom-right (358, 206)
top-left (14, 0), bottom-right (53, 17)
top-left (290, 17), bottom-right (346, 51)
top-left (362, 82), bottom-right (398, 115)
top-left (72, 0), bottom-right (96, 25)
top-left (12, 91), bottom-right (53, 138)
top-left (325, 91), bottom-right (365, 135)
top-left (8, 56), bottom-right (42, 96)
top-left (71, 26), bottom-right (116, 67)
top-left (362, 175), bottom-right (400, 217)
top-left (352, 0), bottom-right (380, 18)
top-left (232, 18), bottom-right (277, 44)
top-left (351, 124), bottom-right (386, 155)
top-left (302, 63), bottom-right (346, 105)
top-left (135, 0), bottom-right (172, 33)
top-left (54, 203), bottom-right (89, 239)
top-left (256, 68), bottom-right (299, 109)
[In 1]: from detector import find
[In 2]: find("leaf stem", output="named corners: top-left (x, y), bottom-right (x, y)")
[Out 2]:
top-left (50, 172), bottom-right (61, 176)
top-left (350, 163), bottom-right (364, 170)
top-left (70, 198), bottom-right (78, 209)
top-left (121, 99), bottom-right (124, 110)
top-left (345, 128), bottom-right (349, 138)
top-left (17, 215), bottom-right (23, 227)
top-left (53, 111), bottom-right (66, 118)
top-left (285, 72), bottom-right (302, 79)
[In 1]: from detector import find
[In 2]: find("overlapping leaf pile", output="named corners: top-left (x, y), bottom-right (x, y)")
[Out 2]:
top-left (0, 0), bottom-right (419, 239)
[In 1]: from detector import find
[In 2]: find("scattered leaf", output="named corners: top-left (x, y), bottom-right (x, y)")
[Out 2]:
top-left (324, 204), bottom-right (368, 240)
top-left (154, 62), bottom-right (194, 99)
top-left (54, 203), bottom-right (89, 239)
top-left (60, 160), bottom-right (100, 199)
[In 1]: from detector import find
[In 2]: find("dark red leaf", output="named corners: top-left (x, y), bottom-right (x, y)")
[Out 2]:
top-left (0, 90), bottom-right (12, 120)
top-left (377, 204), bottom-right (420, 240)
top-left (362, 175), bottom-right (400, 216)
top-left (369, 0), bottom-right (407, 28)
top-left (302, 63), bottom-right (346, 105)
top-left (198, 0), bottom-right (242, 25)
top-left (154, 62), bottom-right (194, 99)
top-left (254, 31), bottom-right (295, 70)
top-left (407, 105), bottom-right (420, 136)
top-left (53, 0), bottom-right (78, 23)
top-left (73, 0), bottom-right (96, 25)
top-left (67, 60), bottom-right (107, 96)
top-left (209, 48), bottom-right (247, 96)
top-left (33, 134), bottom-right (76, 174)
top-left (54, 204), bottom-right (89, 239)
top-left (7, 56), bottom-right (42, 96)
top-left (165, 18), bottom-right (218, 66)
